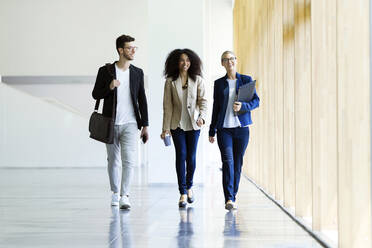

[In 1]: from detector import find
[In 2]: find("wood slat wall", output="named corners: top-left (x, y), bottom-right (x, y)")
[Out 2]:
top-left (233, 0), bottom-right (371, 247)
top-left (311, 0), bottom-right (338, 232)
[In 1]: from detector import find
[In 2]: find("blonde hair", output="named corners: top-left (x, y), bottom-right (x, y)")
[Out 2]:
top-left (221, 51), bottom-right (236, 62)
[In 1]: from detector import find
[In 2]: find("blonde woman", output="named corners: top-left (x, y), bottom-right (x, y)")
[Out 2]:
top-left (209, 51), bottom-right (260, 210)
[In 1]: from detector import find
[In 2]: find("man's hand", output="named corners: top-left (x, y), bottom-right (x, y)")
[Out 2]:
top-left (233, 101), bottom-right (242, 112)
top-left (110, 79), bottom-right (120, 90)
top-left (140, 126), bottom-right (149, 143)
top-left (209, 136), bottom-right (215, 143)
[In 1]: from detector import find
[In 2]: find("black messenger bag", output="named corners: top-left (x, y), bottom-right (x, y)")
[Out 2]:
top-left (89, 64), bottom-right (116, 144)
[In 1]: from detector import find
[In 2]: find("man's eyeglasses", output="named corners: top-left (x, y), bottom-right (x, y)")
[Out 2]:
top-left (222, 57), bottom-right (236, 63)
top-left (124, 46), bottom-right (138, 51)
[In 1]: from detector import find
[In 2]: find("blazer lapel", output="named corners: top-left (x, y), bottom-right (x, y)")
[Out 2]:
top-left (173, 76), bottom-right (183, 104)
top-left (129, 65), bottom-right (135, 99)
top-left (235, 72), bottom-right (242, 94)
top-left (108, 62), bottom-right (117, 79)
top-left (221, 74), bottom-right (230, 115)
top-left (187, 77), bottom-right (195, 102)
top-left (222, 74), bottom-right (229, 97)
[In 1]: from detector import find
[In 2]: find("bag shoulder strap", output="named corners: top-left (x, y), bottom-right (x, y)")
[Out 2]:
top-left (94, 63), bottom-right (117, 119)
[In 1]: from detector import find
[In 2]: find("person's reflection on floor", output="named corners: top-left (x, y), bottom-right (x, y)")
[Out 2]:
top-left (177, 207), bottom-right (194, 247)
top-left (223, 210), bottom-right (241, 247)
top-left (109, 207), bottom-right (132, 248)
top-left (109, 207), bottom-right (120, 248)
top-left (120, 209), bottom-right (131, 248)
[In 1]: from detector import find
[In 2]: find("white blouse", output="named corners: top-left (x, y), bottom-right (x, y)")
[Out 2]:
top-left (176, 80), bottom-right (193, 131)
top-left (223, 79), bottom-right (241, 128)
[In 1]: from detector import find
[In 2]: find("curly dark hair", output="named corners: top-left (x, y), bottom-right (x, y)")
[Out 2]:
top-left (164, 49), bottom-right (203, 81)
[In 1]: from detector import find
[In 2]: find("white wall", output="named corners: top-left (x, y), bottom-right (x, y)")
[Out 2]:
top-left (10, 83), bottom-right (95, 117)
top-left (0, 0), bottom-right (234, 175)
top-left (0, 0), bottom-right (148, 75)
top-left (206, 0), bottom-right (234, 80)
top-left (0, 82), bottom-right (105, 167)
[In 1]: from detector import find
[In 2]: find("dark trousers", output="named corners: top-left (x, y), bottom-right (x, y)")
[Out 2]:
top-left (217, 127), bottom-right (250, 203)
top-left (171, 128), bottom-right (200, 195)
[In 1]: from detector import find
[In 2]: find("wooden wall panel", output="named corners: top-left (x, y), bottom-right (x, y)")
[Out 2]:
top-left (261, 0), bottom-right (269, 192)
top-left (256, 0), bottom-right (266, 186)
top-left (250, 0), bottom-right (260, 183)
top-left (294, 0), bottom-right (312, 218)
top-left (267, 0), bottom-right (276, 196)
top-left (283, 0), bottom-right (296, 209)
top-left (274, 0), bottom-right (284, 204)
top-left (337, 0), bottom-right (371, 247)
top-left (311, 0), bottom-right (338, 231)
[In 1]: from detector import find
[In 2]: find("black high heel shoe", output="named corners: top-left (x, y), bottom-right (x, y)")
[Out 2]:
top-left (187, 189), bottom-right (194, 203)
top-left (179, 194), bottom-right (187, 208)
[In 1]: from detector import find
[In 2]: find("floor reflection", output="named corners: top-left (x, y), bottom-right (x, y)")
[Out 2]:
top-left (223, 210), bottom-right (241, 247)
top-left (0, 168), bottom-right (323, 247)
top-left (109, 207), bottom-right (131, 248)
top-left (177, 207), bottom-right (194, 248)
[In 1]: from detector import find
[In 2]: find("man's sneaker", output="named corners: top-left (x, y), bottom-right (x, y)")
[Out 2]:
top-left (119, 195), bottom-right (131, 209)
top-left (225, 200), bottom-right (234, 210)
top-left (232, 201), bottom-right (238, 209)
top-left (111, 193), bottom-right (120, 206)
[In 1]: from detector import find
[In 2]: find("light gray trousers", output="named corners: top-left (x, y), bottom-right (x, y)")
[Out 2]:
top-left (106, 123), bottom-right (138, 196)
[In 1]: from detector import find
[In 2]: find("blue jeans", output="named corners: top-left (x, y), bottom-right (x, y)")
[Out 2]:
top-left (217, 127), bottom-right (250, 203)
top-left (171, 128), bottom-right (200, 195)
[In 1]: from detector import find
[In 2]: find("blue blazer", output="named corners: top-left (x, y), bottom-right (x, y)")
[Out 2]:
top-left (209, 72), bottom-right (260, 137)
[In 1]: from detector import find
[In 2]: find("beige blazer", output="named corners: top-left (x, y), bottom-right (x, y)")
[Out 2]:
top-left (162, 75), bottom-right (208, 131)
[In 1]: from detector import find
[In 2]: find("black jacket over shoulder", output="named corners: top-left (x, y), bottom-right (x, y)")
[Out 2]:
top-left (92, 62), bottom-right (149, 130)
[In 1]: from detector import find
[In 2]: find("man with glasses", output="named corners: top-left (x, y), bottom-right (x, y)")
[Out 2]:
top-left (92, 34), bottom-right (149, 209)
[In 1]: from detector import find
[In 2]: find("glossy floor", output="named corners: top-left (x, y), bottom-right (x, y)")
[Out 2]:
top-left (0, 166), bottom-right (322, 248)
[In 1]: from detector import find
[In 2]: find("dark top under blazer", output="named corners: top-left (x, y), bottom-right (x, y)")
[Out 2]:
top-left (209, 72), bottom-right (260, 137)
top-left (92, 62), bottom-right (149, 130)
